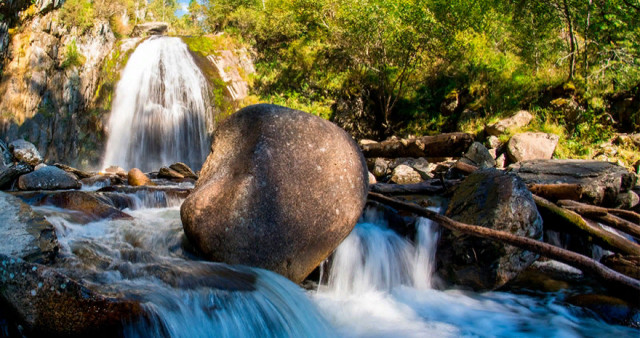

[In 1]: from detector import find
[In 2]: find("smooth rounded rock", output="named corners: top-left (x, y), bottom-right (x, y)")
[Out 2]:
top-left (181, 104), bottom-right (368, 283)
top-left (127, 168), bottom-right (154, 186)
top-left (17, 166), bottom-right (80, 191)
top-left (9, 139), bottom-right (42, 166)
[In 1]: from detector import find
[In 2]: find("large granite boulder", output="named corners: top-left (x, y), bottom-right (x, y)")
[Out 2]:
top-left (9, 139), bottom-right (42, 166)
top-left (0, 192), bottom-right (58, 264)
top-left (0, 254), bottom-right (142, 336)
top-left (17, 166), bottom-right (80, 190)
top-left (509, 159), bottom-right (637, 206)
top-left (436, 169), bottom-right (543, 291)
top-left (507, 132), bottom-right (559, 163)
top-left (181, 104), bottom-right (368, 283)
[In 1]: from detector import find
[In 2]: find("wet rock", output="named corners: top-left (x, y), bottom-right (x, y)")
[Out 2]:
top-left (485, 110), bottom-right (533, 136)
top-left (509, 159), bottom-right (637, 206)
top-left (391, 164), bottom-right (423, 184)
top-left (181, 104), bottom-right (368, 283)
top-left (0, 254), bottom-right (142, 336)
top-left (18, 166), bottom-right (80, 191)
top-left (9, 139), bottom-right (42, 166)
top-left (169, 162), bottom-right (198, 179)
top-left (507, 132), bottom-right (559, 162)
top-left (17, 191), bottom-right (133, 223)
top-left (459, 142), bottom-right (496, 169)
top-left (54, 163), bottom-right (94, 179)
top-left (127, 168), bottom-right (154, 186)
top-left (0, 192), bottom-right (58, 263)
top-left (131, 22), bottom-right (168, 37)
top-left (566, 294), bottom-right (636, 326)
top-left (80, 174), bottom-right (123, 188)
top-left (104, 166), bottom-right (127, 177)
top-left (158, 167), bottom-right (185, 179)
top-left (0, 162), bottom-right (31, 190)
top-left (436, 169), bottom-right (543, 291)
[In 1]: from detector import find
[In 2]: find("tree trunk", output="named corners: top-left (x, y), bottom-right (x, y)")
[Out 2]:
top-left (360, 132), bottom-right (474, 158)
top-left (367, 192), bottom-right (640, 295)
top-left (562, 0), bottom-right (576, 80)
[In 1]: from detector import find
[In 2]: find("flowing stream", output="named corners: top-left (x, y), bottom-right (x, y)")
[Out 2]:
top-left (101, 36), bottom-right (213, 172)
top-left (39, 192), bottom-right (638, 337)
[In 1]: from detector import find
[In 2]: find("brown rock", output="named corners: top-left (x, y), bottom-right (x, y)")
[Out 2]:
top-left (507, 132), bottom-right (559, 162)
top-left (169, 162), bottom-right (198, 179)
top-left (127, 168), bottom-right (154, 186)
top-left (181, 104), bottom-right (368, 283)
top-left (158, 167), bottom-right (185, 179)
top-left (41, 191), bottom-right (132, 223)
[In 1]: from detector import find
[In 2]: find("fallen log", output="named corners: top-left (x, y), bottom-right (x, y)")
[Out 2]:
top-left (453, 161), bottom-right (479, 175)
top-left (369, 179), bottom-right (459, 195)
top-left (360, 132), bottom-right (474, 158)
top-left (533, 195), bottom-right (640, 256)
top-left (367, 192), bottom-right (640, 294)
top-left (558, 199), bottom-right (640, 239)
top-left (528, 183), bottom-right (583, 202)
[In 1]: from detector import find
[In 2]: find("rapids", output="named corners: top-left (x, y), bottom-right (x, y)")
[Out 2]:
top-left (38, 191), bottom-right (638, 337)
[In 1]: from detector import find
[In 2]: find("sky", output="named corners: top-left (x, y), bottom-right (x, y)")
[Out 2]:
top-left (175, 0), bottom-right (191, 17)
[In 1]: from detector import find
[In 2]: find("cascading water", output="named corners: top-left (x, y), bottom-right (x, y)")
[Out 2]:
top-left (34, 192), bottom-right (638, 337)
top-left (101, 36), bottom-right (213, 172)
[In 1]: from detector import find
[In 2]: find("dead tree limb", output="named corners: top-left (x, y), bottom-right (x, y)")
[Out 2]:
top-left (533, 195), bottom-right (640, 256)
top-left (528, 183), bottom-right (583, 202)
top-left (370, 179), bottom-right (459, 195)
top-left (360, 133), bottom-right (474, 158)
top-left (557, 200), bottom-right (640, 238)
top-left (367, 192), bottom-right (640, 294)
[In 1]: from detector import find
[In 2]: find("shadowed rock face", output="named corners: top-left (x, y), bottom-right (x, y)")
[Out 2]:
top-left (18, 166), bottom-right (80, 191)
top-left (436, 169), bottom-right (543, 291)
top-left (181, 104), bottom-right (369, 283)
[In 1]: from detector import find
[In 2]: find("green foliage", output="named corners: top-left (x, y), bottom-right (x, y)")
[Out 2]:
top-left (60, 39), bottom-right (85, 69)
top-left (59, 0), bottom-right (95, 31)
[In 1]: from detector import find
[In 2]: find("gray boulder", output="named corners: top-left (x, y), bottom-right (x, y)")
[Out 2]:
top-left (9, 139), bottom-right (42, 166)
top-left (486, 110), bottom-right (533, 136)
top-left (509, 159), bottom-right (637, 206)
top-left (17, 166), bottom-right (80, 190)
top-left (181, 104), bottom-right (368, 283)
top-left (436, 169), bottom-right (543, 291)
top-left (0, 192), bottom-right (58, 263)
top-left (0, 162), bottom-right (31, 189)
top-left (458, 142), bottom-right (496, 169)
top-left (507, 132), bottom-right (559, 162)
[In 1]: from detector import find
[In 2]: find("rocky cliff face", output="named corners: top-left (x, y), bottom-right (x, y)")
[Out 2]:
top-left (0, 9), bottom-right (117, 168)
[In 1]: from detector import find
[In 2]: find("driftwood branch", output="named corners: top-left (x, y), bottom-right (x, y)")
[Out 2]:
top-left (360, 133), bottom-right (474, 158)
top-left (533, 195), bottom-right (640, 256)
top-left (557, 200), bottom-right (640, 239)
top-left (368, 192), bottom-right (640, 294)
top-left (528, 183), bottom-right (583, 202)
top-left (370, 179), bottom-right (459, 195)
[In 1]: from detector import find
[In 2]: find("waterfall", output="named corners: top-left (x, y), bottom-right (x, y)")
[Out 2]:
top-left (102, 36), bottom-right (213, 172)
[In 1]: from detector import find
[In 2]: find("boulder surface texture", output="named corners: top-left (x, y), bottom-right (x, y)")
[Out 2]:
top-left (181, 104), bottom-right (369, 283)
top-left (436, 168), bottom-right (543, 291)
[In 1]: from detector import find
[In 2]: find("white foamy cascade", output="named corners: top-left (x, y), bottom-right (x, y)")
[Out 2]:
top-left (102, 36), bottom-right (213, 172)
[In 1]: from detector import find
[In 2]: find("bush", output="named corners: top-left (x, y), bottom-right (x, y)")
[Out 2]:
top-left (59, 0), bottom-right (95, 31)
top-left (60, 39), bottom-right (85, 69)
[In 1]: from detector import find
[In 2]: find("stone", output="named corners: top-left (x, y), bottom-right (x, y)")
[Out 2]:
top-left (408, 157), bottom-right (432, 179)
top-left (131, 22), bottom-right (169, 37)
top-left (485, 110), bottom-right (534, 136)
top-left (0, 163), bottom-right (31, 189)
top-left (104, 166), bottom-right (127, 177)
top-left (368, 158), bottom-right (389, 178)
top-left (54, 163), bottom-right (94, 179)
top-left (181, 104), bottom-right (368, 283)
top-left (0, 254), bottom-right (142, 336)
top-left (391, 164), bottom-right (423, 184)
top-left (506, 132), bottom-right (559, 162)
top-left (615, 190), bottom-right (639, 209)
top-left (368, 171), bottom-right (377, 185)
top-left (486, 135), bottom-right (501, 149)
top-left (80, 174), bottom-right (123, 189)
top-left (17, 166), bottom-right (80, 191)
top-left (158, 166), bottom-right (185, 179)
top-left (495, 153), bottom-right (506, 169)
top-left (509, 159), bottom-right (637, 206)
top-left (34, 163), bottom-right (46, 171)
top-left (459, 142), bottom-right (496, 169)
top-left (0, 192), bottom-right (58, 264)
top-left (436, 169), bottom-right (543, 291)
top-left (169, 162), bottom-right (198, 179)
top-left (566, 294), bottom-right (636, 325)
top-left (9, 139), bottom-right (42, 166)
top-left (127, 168), bottom-right (154, 186)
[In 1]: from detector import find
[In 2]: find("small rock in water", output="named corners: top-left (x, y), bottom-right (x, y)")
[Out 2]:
top-left (18, 166), bottom-right (80, 191)
top-left (9, 139), bottom-right (42, 166)
top-left (169, 162), bottom-right (198, 179)
top-left (127, 168), bottom-right (155, 186)
top-left (158, 167), bottom-right (185, 179)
